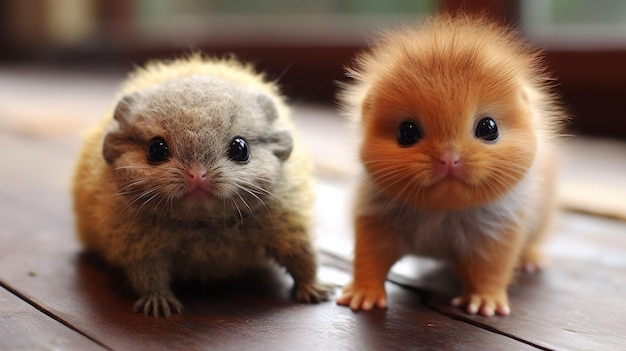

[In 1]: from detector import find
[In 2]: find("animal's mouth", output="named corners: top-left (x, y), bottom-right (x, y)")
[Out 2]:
top-left (185, 187), bottom-right (213, 200)
top-left (437, 173), bottom-right (468, 186)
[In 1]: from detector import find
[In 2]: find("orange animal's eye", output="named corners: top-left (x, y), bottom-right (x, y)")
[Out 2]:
top-left (397, 121), bottom-right (422, 146)
top-left (475, 117), bottom-right (499, 142)
top-left (147, 137), bottom-right (170, 163)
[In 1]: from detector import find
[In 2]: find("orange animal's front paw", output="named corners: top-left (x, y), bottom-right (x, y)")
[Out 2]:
top-left (336, 282), bottom-right (387, 311)
top-left (451, 292), bottom-right (510, 317)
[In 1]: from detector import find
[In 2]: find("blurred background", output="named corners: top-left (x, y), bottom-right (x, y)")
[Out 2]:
top-left (1, 3), bottom-right (626, 348)
top-left (1, 0), bottom-right (626, 138)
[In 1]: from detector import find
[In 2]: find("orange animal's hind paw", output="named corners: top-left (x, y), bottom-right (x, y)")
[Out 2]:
top-left (451, 292), bottom-right (510, 317)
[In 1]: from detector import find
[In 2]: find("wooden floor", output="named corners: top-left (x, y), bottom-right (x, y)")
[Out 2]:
top-left (1, 66), bottom-right (626, 350)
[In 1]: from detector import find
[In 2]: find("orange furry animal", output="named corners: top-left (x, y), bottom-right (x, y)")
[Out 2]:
top-left (336, 15), bottom-right (566, 316)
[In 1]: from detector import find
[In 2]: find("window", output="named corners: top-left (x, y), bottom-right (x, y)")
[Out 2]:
top-left (518, 0), bottom-right (626, 138)
top-left (2, 0), bottom-right (625, 138)
top-left (131, 0), bottom-right (436, 46)
top-left (522, 0), bottom-right (626, 48)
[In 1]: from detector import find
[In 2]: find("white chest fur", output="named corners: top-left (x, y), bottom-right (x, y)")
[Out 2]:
top-left (370, 170), bottom-right (537, 261)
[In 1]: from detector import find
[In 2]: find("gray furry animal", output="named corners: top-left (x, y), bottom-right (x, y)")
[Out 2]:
top-left (72, 55), bottom-right (330, 317)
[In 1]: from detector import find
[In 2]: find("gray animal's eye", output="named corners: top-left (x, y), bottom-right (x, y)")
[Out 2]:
top-left (228, 136), bottom-right (250, 163)
top-left (147, 137), bottom-right (170, 163)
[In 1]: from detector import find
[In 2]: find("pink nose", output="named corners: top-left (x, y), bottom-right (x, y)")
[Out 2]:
top-left (438, 150), bottom-right (462, 173)
top-left (187, 167), bottom-right (208, 188)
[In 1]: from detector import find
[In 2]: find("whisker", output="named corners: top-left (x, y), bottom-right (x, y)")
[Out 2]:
top-left (375, 170), bottom-right (419, 196)
top-left (116, 183), bottom-right (169, 217)
top-left (362, 158), bottom-right (413, 166)
top-left (113, 165), bottom-right (153, 171)
top-left (123, 186), bottom-right (165, 233)
top-left (235, 191), bottom-right (253, 216)
top-left (236, 183), bottom-right (272, 218)
top-left (231, 198), bottom-right (244, 224)
top-left (254, 176), bottom-right (274, 184)
top-left (237, 178), bottom-right (277, 199)
top-left (169, 193), bottom-right (175, 216)
top-left (222, 196), bottom-right (228, 233)
top-left (367, 166), bottom-right (409, 180)
top-left (152, 191), bottom-right (170, 215)
top-left (116, 179), bottom-right (151, 194)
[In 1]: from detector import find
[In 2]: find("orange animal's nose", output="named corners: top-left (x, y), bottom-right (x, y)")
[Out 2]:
top-left (438, 149), bottom-right (463, 177)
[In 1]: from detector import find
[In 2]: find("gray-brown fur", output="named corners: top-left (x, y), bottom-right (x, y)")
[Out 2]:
top-left (72, 56), bottom-right (330, 317)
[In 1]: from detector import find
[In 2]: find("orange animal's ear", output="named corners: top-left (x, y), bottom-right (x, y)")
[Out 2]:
top-left (360, 93), bottom-right (374, 123)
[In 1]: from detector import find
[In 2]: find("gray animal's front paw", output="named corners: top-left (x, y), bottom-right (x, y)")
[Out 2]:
top-left (294, 282), bottom-right (334, 304)
top-left (133, 292), bottom-right (183, 317)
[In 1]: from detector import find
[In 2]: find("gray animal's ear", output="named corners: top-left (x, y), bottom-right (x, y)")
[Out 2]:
top-left (103, 129), bottom-right (124, 165)
top-left (113, 93), bottom-right (137, 126)
top-left (257, 94), bottom-right (291, 160)
top-left (266, 129), bottom-right (293, 161)
top-left (257, 94), bottom-right (279, 122)
top-left (103, 94), bottom-right (137, 164)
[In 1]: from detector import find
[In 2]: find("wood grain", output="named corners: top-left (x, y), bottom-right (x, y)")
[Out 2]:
top-left (2, 95), bottom-right (626, 349)
top-left (0, 214), bottom-right (534, 350)
top-left (0, 129), bottom-right (535, 350)
top-left (314, 169), bottom-right (626, 350)
top-left (0, 286), bottom-right (107, 351)
top-left (384, 213), bottom-right (626, 351)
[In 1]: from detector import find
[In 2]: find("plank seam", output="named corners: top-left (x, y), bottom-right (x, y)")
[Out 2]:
top-left (0, 280), bottom-right (113, 351)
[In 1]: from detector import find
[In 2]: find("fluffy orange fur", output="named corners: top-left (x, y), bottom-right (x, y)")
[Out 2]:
top-left (337, 15), bottom-right (566, 316)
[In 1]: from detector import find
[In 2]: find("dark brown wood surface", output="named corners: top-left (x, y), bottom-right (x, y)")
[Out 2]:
top-left (0, 129), bottom-right (536, 350)
top-left (0, 286), bottom-right (107, 351)
top-left (1, 99), bottom-right (626, 350)
top-left (373, 213), bottom-right (626, 351)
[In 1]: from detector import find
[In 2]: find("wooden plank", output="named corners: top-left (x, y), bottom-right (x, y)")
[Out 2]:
top-left (0, 286), bottom-right (107, 351)
top-left (0, 199), bottom-right (536, 351)
top-left (387, 212), bottom-right (626, 351)
top-left (0, 131), bottom-right (535, 350)
top-left (6, 104), bottom-right (626, 350)
top-left (0, 231), bottom-right (537, 351)
top-left (3, 68), bottom-right (626, 350)
top-left (313, 178), bottom-right (626, 350)
top-left (0, 209), bottom-right (536, 351)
